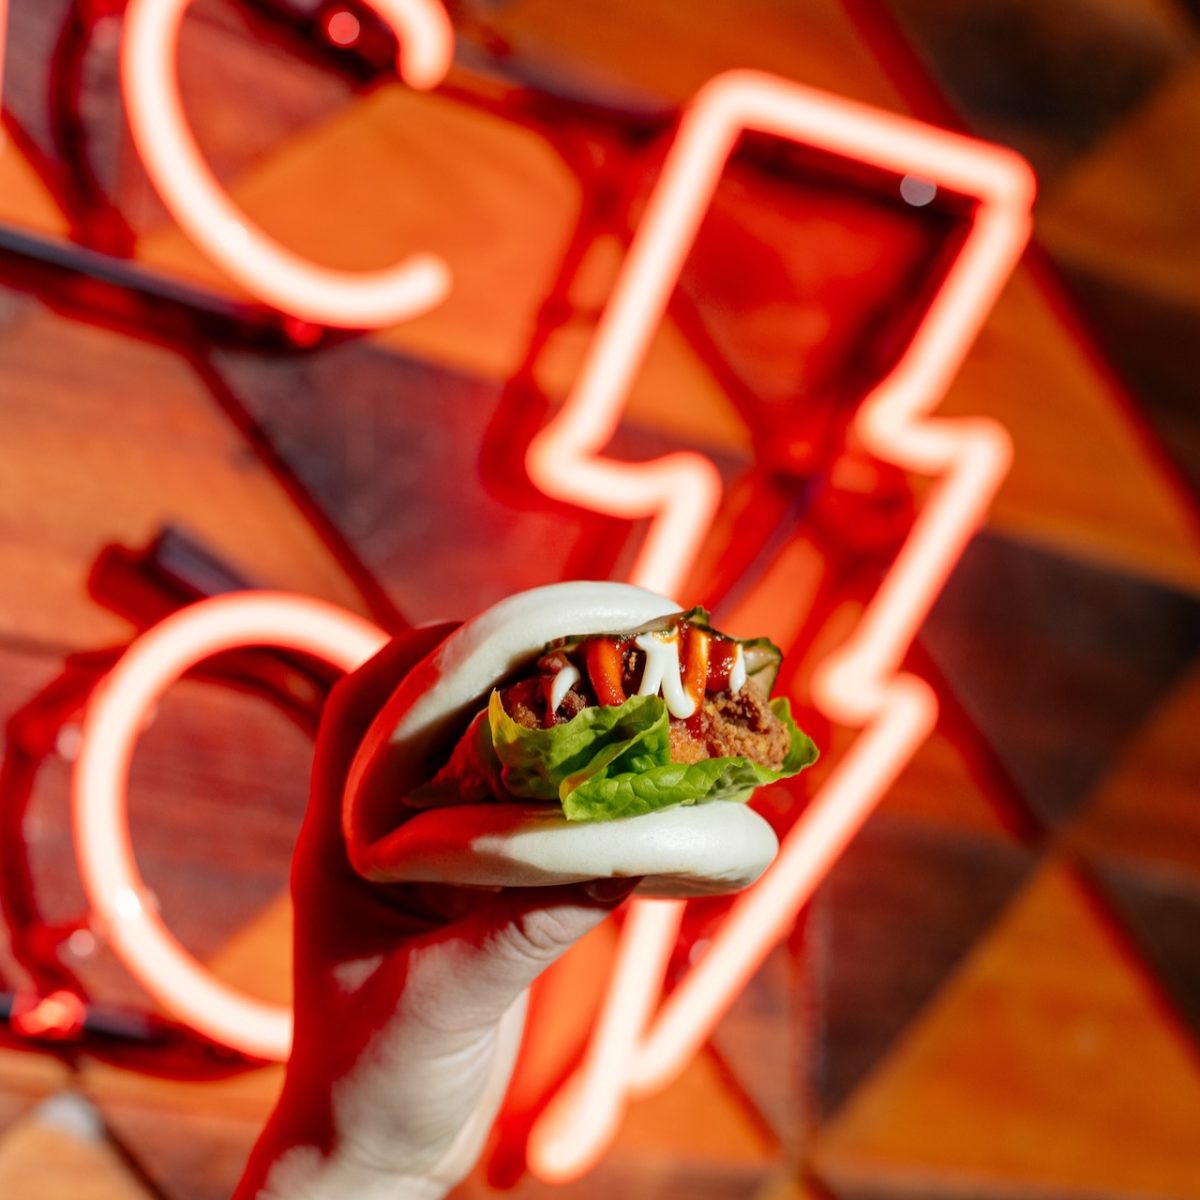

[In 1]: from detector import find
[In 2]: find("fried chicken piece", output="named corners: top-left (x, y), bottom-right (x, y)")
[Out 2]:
top-left (502, 678), bottom-right (590, 729)
top-left (501, 678), bottom-right (544, 729)
top-left (669, 721), bottom-right (709, 764)
top-left (684, 688), bottom-right (791, 770)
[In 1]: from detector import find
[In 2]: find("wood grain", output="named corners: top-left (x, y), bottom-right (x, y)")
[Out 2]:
top-left (812, 862), bottom-right (1200, 1199)
top-left (0, 307), bottom-right (364, 649)
top-left (0, 1100), bottom-right (154, 1200)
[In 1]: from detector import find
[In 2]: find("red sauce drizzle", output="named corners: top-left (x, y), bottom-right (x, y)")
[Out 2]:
top-left (706, 636), bottom-right (738, 694)
top-left (577, 621), bottom-right (739, 732)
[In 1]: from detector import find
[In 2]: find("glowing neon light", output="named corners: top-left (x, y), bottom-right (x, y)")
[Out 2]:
top-left (0, 0), bottom-right (7, 140)
top-left (325, 9), bottom-right (362, 48)
top-left (526, 69), bottom-right (1033, 1181)
top-left (12, 990), bottom-right (88, 1040)
top-left (121, 0), bottom-right (454, 328)
top-left (72, 593), bottom-right (386, 1060)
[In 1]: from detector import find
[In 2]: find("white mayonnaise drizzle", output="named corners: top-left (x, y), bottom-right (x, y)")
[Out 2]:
top-left (729, 642), bottom-right (746, 694)
top-left (549, 663), bottom-right (581, 713)
top-left (634, 632), bottom-right (696, 719)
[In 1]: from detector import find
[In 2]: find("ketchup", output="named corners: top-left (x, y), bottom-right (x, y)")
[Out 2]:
top-left (705, 636), bottom-right (738, 693)
top-left (678, 625), bottom-right (704, 697)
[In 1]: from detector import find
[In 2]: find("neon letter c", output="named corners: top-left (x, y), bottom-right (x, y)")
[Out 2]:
top-left (121, 0), bottom-right (454, 328)
top-left (72, 592), bottom-right (387, 1060)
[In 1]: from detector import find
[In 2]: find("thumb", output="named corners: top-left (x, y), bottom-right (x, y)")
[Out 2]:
top-left (401, 881), bottom-right (640, 1037)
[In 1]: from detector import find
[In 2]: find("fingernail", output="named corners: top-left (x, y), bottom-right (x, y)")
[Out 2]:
top-left (582, 876), bottom-right (640, 904)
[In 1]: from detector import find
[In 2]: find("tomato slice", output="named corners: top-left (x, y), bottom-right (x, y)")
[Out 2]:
top-left (585, 638), bottom-right (627, 707)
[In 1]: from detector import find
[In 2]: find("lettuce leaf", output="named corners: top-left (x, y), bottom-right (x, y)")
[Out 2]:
top-left (485, 690), bottom-right (818, 822)
top-left (488, 690), bottom-right (669, 803)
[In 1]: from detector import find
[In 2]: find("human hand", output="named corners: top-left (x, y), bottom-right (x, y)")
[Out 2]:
top-left (234, 625), bottom-right (636, 1200)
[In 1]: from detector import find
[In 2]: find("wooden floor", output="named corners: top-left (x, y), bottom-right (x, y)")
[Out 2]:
top-left (1, 1), bottom-right (1198, 1197)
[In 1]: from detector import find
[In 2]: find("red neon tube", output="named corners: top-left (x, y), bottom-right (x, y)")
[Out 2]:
top-left (121, 0), bottom-right (454, 328)
top-left (72, 592), bottom-right (386, 1060)
top-left (526, 69), bottom-right (1033, 1181)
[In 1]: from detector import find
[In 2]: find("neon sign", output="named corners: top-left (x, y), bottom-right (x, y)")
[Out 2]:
top-left (0, 0), bottom-right (7, 131)
top-left (38, 15), bottom-right (1033, 1182)
top-left (121, 0), bottom-right (454, 327)
top-left (72, 593), bottom-right (385, 1059)
top-left (524, 70), bottom-right (1032, 1180)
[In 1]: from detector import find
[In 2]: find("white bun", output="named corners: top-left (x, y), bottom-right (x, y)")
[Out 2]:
top-left (344, 581), bottom-right (779, 897)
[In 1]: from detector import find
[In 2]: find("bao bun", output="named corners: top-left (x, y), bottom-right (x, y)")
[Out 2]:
top-left (343, 582), bottom-right (779, 898)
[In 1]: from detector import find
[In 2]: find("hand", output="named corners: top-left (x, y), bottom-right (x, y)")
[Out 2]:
top-left (235, 625), bottom-right (637, 1200)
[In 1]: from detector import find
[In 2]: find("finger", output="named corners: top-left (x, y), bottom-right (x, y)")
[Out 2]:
top-left (395, 881), bottom-right (640, 1036)
top-left (324, 622), bottom-right (459, 755)
top-left (299, 622), bottom-right (458, 859)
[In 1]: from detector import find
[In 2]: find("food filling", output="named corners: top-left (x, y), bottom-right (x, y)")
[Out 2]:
top-left (498, 613), bottom-right (792, 772)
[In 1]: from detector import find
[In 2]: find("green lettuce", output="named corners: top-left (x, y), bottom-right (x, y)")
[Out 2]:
top-left (412, 688), bottom-right (818, 822)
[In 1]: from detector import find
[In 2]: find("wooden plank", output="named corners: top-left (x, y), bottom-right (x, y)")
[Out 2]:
top-left (0, 1093), bottom-right (154, 1200)
top-left (609, 1047), bottom-right (779, 1165)
top-left (809, 819), bottom-right (1033, 1121)
top-left (1065, 662), bottom-right (1200, 876)
top-left (83, 1069), bottom-right (280, 1200)
top-left (82, 1062), bottom-right (282, 1123)
top-left (1038, 59), bottom-right (1200, 310)
top-left (812, 861), bottom-right (1200, 1199)
top-left (879, 725), bottom-right (1018, 839)
top-left (0, 135), bottom-right (70, 237)
top-left (875, 0), bottom-right (1193, 186)
top-left (753, 1173), bottom-right (834, 1200)
top-left (487, 0), bottom-right (907, 111)
top-left (205, 891), bottom-right (293, 1008)
top-left (940, 266), bottom-right (1200, 592)
top-left (0, 1049), bottom-right (72, 1136)
top-left (0, 308), bottom-right (364, 649)
top-left (921, 532), bottom-right (1200, 830)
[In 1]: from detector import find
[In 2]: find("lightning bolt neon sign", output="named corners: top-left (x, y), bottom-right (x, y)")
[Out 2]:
top-left (523, 70), bottom-right (1033, 1180)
